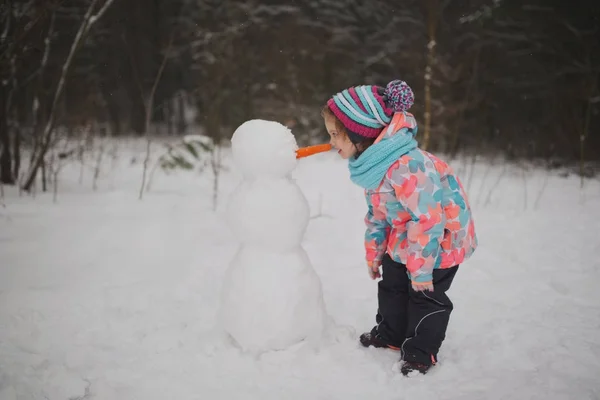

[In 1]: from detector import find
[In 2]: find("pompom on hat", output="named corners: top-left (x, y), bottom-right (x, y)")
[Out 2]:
top-left (326, 79), bottom-right (414, 143)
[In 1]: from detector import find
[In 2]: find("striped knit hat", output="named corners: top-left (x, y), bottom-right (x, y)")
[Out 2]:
top-left (326, 79), bottom-right (414, 142)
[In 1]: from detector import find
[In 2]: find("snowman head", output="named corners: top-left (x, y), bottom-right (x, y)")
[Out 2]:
top-left (231, 119), bottom-right (298, 179)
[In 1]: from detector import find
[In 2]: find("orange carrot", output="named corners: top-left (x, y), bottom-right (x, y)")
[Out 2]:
top-left (296, 144), bottom-right (332, 159)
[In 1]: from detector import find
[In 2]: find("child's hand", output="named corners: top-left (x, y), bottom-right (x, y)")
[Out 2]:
top-left (411, 281), bottom-right (434, 292)
top-left (367, 262), bottom-right (381, 280)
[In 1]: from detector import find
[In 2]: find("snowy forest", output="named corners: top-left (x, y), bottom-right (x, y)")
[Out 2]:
top-left (2, 1), bottom-right (600, 398)
top-left (1, 0), bottom-right (599, 190)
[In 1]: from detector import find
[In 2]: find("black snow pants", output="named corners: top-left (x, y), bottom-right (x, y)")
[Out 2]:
top-left (374, 253), bottom-right (459, 365)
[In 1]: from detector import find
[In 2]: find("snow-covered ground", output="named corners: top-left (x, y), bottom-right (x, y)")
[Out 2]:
top-left (1, 139), bottom-right (599, 399)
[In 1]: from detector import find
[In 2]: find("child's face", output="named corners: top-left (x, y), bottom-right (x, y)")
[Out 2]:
top-left (324, 116), bottom-right (356, 159)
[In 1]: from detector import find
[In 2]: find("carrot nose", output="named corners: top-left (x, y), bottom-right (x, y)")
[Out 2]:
top-left (296, 144), bottom-right (332, 159)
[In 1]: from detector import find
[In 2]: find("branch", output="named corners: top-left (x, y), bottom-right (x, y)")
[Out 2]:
top-left (1, 0), bottom-right (12, 43)
top-left (89, 0), bottom-right (116, 25)
top-left (190, 23), bottom-right (250, 51)
top-left (0, 0), bottom-right (67, 60)
top-left (147, 34), bottom-right (174, 118)
top-left (41, 0), bottom-right (99, 144)
top-left (29, 9), bottom-right (55, 131)
top-left (139, 35), bottom-right (173, 200)
top-left (40, 10), bottom-right (56, 68)
top-left (189, 5), bottom-right (298, 51)
top-left (21, 0), bottom-right (118, 191)
top-left (55, 0), bottom-right (118, 109)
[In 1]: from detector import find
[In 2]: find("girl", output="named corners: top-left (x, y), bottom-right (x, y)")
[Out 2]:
top-left (322, 79), bottom-right (477, 376)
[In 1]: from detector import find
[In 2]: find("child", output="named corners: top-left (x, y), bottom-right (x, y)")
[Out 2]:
top-left (321, 79), bottom-right (477, 376)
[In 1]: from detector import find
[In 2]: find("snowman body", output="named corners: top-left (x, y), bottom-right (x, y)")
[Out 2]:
top-left (219, 120), bottom-right (326, 352)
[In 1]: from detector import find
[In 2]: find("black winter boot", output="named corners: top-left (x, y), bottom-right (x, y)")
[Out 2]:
top-left (359, 328), bottom-right (401, 350)
top-left (400, 360), bottom-right (431, 376)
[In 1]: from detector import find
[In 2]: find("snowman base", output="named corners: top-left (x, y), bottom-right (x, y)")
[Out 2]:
top-left (219, 246), bottom-right (326, 353)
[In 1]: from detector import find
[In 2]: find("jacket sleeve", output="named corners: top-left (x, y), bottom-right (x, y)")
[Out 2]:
top-left (364, 193), bottom-right (391, 268)
top-left (389, 165), bottom-right (445, 285)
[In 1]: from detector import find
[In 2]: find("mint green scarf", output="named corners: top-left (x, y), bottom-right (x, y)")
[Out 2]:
top-left (348, 115), bottom-right (418, 190)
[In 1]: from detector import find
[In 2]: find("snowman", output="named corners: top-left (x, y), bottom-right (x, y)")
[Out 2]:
top-left (219, 119), bottom-right (329, 352)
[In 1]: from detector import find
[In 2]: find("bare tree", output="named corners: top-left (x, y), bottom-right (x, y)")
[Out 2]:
top-left (30, 8), bottom-right (56, 190)
top-left (92, 137), bottom-right (105, 192)
top-left (21, 0), bottom-right (117, 192)
top-left (0, 0), bottom-right (596, 188)
top-left (0, 174), bottom-right (5, 207)
top-left (48, 136), bottom-right (70, 203)
top-left (0, 0), bottom-right (47, 185)
top-left (138, 35), bottom-right (173, 200)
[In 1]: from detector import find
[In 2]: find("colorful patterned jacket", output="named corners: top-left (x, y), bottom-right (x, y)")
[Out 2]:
top-left (364, 116), bottom-right (477, 285)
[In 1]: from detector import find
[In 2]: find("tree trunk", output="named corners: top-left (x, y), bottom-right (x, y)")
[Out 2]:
top-left (101, 85), bottom-right (122, 136)
top-left (449, 45), bottom-right (481, 159)
top-left (41, 159), bottom-right (47, 192)
top-left (177, 94), bottom-right (186, 134)
top-left (129, 97), bottom-right (147, 135)
top-left (0, 130), bottom-right (15, 185)
top-left (0, 90), bottom-right (14, 184)
top-left (13, 123), bottom-right (21, 180)
top-left (422, 0), bottom-right (438, 151)
top-left (166, 99), bottom-right (173, 136)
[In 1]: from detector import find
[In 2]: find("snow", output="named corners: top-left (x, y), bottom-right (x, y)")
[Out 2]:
top-left (226, 120), bottom-right (309, 250)
top-left (219, 246), bottom-right (327, 352)
top-left (1, 138), bottom-right (600, 400)
top-left (231, 119), bottom-right (298, 179)
top-left (220, 120), bottom-right (326, 352)
top-left (227, 178), bottom-right (310, 250)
